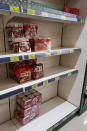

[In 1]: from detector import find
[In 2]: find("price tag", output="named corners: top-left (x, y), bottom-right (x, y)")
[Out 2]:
top-left (48, 127), bottom-right (53, 131)
top-left (57, 51), bottom-right (62, 55)
top-left (27, 9), bottom-right (35, 15)
top-left (61, 16), bottom-right (66, 20)
top-left (10, 6), bottom-right (19, 13)
top-left (55, 76), bottom-right (59, 81)
top-left (10, 56), bottom-right (19, 62)
top-left (54, 123), bottom-right (59, 128)
top-left (29, 54), bottom-right (35, 60)
top-left (70, 49), bottom-right (74, 54)
top-left (63, 117), bottom-right (67, 122)
top-left (81, 18), bottom-right (84, 24)
top-left (72, 111), bottom-right (75, 115)
top-left (32, 84), bottom-right (37, 89)
top-left (46, 53), bottom-right (51, 57)
top-left (68, 72), bottom-right (71, 77)
top-left (23, 88), bottom-right (25, 92)
top-left (42, 12), bottom-right (48, 17)
top-left (43, 80), bottom-right (48, 85)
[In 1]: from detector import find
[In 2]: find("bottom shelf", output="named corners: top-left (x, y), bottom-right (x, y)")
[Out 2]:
top-left (0, 97), bottom-right (78, 131)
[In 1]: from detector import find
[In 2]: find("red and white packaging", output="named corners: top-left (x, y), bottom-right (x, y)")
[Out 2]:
top-left (24, 24), bottom-right (38, 39)
top-left (16, 104), bottom-right (31, 117)
top-left (8, 37), bottom-right (31, 53)
top-left (16, 89), bottom-right (42, 109)
top-left (63, 6), bottom-right (79, 16)
top-left (15, 66), bottom-right (32, 83)
top-left (30, 37), bottom-right (51, 51)
top-left (9, 60), bottom-right (44, 83)
top-left (32, 63), bottom-right (43, 79)
top-left (15, 111), bottom-right (39, 125)
top-left (15, 89), bottom-right (42, 125)
top-left (9, 61), bottom-right (32, 83)
top-left (26, 59), bottom-right (37, 68)
top-left (28, 93), bottom-right (42, 106)
top-left (16, 104), bottom-right (40, 117)
top-left (7, 23), bottom-right (23, 38)
top-left (19, 96), bottom-right (32, 109)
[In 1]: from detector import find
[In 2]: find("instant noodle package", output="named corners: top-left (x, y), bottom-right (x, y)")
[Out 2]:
top-left (15, 89), bottom-right (42, 125)
top-left (9, 60), bottom-right (43, 83)
top-left (6, 23), bottom-right (51, 52)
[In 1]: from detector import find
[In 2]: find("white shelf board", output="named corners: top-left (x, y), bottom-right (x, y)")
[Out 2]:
top-left (0, 48), bottom-right (81, 58)
top-left (0, 97), bottom-right (77, 131)
top-left (0, 48), bottom-right (81, 64)
top-left (0, 66), bottom-right (78, 99)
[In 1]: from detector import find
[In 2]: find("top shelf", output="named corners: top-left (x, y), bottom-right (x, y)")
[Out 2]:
top-left (0, 3), bottom-right (84, 24)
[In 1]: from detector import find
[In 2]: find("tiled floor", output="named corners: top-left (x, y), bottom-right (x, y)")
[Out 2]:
top-left (59, 111), bottom-right (87, 131)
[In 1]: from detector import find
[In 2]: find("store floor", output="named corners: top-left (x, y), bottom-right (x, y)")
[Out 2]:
top-left (59, 111), bottom-right (87, 131)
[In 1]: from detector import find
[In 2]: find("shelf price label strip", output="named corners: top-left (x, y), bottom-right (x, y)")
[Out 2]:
top-left (10, 6), bottom-right (20, 13)
top-left (0, 3), bottom-right (84, 23)
top-left (81, 18), bottom-right (85, 24)
top-left (57, 51), bottom-right (62, 55)
top-left (42, 12), bottom-right (48, 17)
top-left (47, 108), bottom-right (79, 131)
top-left (0, 48), bottom-right (81, 64)
top-left (0, 70), bottom-right (78, 100)
top-left (32, 84), bottom-right (38, 89)
top-left (29, 54), bottom-right (36, 60)
top-left (55, 76), bottom-right (59, 81)
top-left (43, 80), bottom-right (48, 85)
top-left (61, 16), bottom-right (66, 20)
top-left (30, 70), bottom-right (77, 90)
top-left (68, 72), bottom-right (72, 77)
top-left (10, 56), bottom-right (19, 62)
top-left (70, 49), bottom-right (74, 54)
top-left (27, 9), bottom-right (35, 15)
top-left (46, 53), bottom-right (51, 57)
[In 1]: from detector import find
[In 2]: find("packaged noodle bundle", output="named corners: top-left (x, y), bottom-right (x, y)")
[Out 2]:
top-left (8, 37), bottom-right (31, 53)
top-left (15, 89), bottom-right (42, 125)
top-left (24, 24), bottom-right (38, 39)
top-left (29, 37), bottom-right (51, 51)
top-left (16, 90), bottom-right (42, 109)
top-left (9, 61), bottom-right (32, 83)
top-left (7, 23), bottom-right (23, 38)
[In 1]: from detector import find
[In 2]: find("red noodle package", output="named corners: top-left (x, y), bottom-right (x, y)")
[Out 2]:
top-left (30, 37), bottom-right (51, 51)
top-left (16, 90), bottom-right (42, 109)
top-left (24, 24), bottom-right (38, 39)
top-left (7, 23), bottom-right (23, 38)
top-left (15, 89), bottom-right (42, 125)
top-left (9, 61), bottom-right (32, 83)
top-left (32, 63), bottom-right (43, 79)
top-left (8, 38), bottom-right (31, 53)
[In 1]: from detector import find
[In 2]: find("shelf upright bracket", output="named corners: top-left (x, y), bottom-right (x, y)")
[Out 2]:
top-left (57, 0), bottom-right (65, 96)
top-left (79, 62), bottom-right (87, 114)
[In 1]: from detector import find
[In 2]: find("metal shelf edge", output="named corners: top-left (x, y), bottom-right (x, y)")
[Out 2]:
top-left (0, 48), bottom-right (81, 64)
top-left (0, 3), bottom-right (85, 24)
top-left (0, 69), bottom-right (78, 100)
top-left (47, 107), bottom-right (79, 131)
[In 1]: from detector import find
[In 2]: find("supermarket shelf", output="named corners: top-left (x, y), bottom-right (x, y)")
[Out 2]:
top-left (0, 97), bottom-right (79, 131)
top-left (0, 66), bottom-right (78, 100)
top-left (0, 48), bottom-right (81, 64)
top-left (0, 3), bottom-right (84, 24)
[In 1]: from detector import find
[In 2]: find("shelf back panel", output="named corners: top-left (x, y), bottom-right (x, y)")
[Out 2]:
top-left (58, 0), bottom-right (87, 107)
